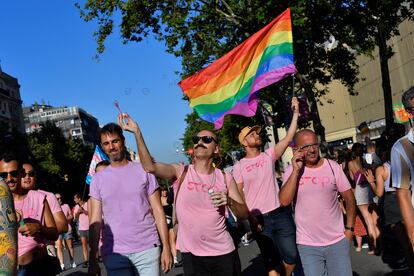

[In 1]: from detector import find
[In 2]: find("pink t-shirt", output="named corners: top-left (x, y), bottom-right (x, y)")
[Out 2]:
top-left (38, 190), bottom-right (62, 214)
top-left (14, 190), bottom-right (47, 257)
top-left (282, 159), bottom-right (351, 246)
top-left (90, 162), bottom-right (160, 255)
top-left (61, 204), bottom-right (72, 232)
top-left (74, 202), bottom-right (89, 231)
top-left (174, 165), bottom-right (235, 256)
top-left (233, 147), bottom-right (280, 216)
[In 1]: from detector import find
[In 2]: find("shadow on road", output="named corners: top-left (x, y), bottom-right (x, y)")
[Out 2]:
top-left (242, 255), bottom-right (266, 275)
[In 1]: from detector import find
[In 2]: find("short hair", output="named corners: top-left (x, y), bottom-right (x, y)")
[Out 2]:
top-left (0, 151), bottom-right (21, 167)
top-left (95, 160), bottom-right (110, 171)
top-left (99, 123), bottom-right (125, 143)
top-left (402, 87), bottom-right (414, 109)
top-left (293, 129), bottom-right (316, 145)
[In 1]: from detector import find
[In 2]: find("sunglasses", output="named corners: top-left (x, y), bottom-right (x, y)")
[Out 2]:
top-left (0, 170), bottom-right (20, 179)
top-left (192, 136), bottom-right (217, 144)
top-left (23, 171), bottom-right (36, 178)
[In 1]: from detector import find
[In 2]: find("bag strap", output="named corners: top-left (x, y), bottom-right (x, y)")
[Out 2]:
top-left (172, 165), bottom-right (189, 227)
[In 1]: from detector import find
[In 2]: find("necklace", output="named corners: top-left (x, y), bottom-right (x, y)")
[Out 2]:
top-left (191, 165), bottom-right (216, 194)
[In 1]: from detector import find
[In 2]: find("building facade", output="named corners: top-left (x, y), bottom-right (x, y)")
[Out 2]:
top-left (0, 72), bottom-right (25, 133)
top-left (317, 19), bottom-right (414, 149)
top-left (23, 104), bottom-right (99, 146)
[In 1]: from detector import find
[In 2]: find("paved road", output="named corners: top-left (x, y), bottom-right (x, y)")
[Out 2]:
top-left (58, 239), bottom-right (408, 276)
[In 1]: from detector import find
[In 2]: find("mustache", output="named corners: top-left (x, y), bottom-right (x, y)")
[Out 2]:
top-left (195, 144), bottom-right (207, 149)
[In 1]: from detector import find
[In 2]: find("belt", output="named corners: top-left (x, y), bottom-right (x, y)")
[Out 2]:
top-left (261, 206), bottom-right (287, 217)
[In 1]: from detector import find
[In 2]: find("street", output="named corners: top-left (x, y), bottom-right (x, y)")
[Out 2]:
top-left (59, 239), bottom-right (406, 276)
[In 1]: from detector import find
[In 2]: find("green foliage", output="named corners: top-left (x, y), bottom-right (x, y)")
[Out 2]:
top-left (0, 121), bottom-right (93, 200)
top-left (77, 0), bottom-right (414, 162)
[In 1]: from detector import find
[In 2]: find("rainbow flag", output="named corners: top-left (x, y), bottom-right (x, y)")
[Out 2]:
top-left (178, 8), bottom-right (296, 128)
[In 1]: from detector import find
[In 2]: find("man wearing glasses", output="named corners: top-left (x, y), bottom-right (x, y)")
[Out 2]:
top-left (0, 152), bottom-right (59, 275)
top-left (233, 97), bottom-right (299, 276)
top-left (279, 129), bottom-right (356, 276)
top-left (119, 113), bottom-right (248, 276)
top-left (88, 122), bottom-right (172, 276)
top-left (392, 87), bottom-right (414, 252)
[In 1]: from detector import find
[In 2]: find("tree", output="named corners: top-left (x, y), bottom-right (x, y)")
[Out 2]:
top-left (76, 0), bottom-right (413, 157)
top-left (27, 121), bottom-right (94, 199)
top-left (345, 1), bottom-right (414, 126)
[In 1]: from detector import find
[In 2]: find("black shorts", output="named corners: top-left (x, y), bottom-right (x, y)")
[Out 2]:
top-left (166, 215), bottom-right (173, 230)
top-left (182, 250), bottom-right (238, 276)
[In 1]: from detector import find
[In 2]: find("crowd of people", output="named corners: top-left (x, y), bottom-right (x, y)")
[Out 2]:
top-left (0, 88), bottom-right (413, 276)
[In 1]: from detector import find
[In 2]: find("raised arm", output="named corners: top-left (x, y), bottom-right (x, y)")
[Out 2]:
top-left (117, 113), bottom-right (179, 180)
top-left (0, 180), bottom-right (17, 275)
top-left (273, 97), bottom-right (299, 158)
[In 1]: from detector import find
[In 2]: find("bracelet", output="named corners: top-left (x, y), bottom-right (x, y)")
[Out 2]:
top-left (344, 226), bottom-right (354, 232)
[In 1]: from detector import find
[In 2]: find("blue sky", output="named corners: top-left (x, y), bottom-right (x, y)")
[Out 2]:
top-left (0, 1), bottom-right (192, 163)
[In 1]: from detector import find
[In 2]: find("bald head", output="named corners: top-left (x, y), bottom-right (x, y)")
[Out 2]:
top-left (293, 129), bottom-right (316, 145)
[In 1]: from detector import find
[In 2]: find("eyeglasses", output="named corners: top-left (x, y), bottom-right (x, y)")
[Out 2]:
top-left (0, 170), bottom-right (19, 179)
top-left (56, 197), bottom-right (62, 200)
top-left (298, 143), bottom-right (320, 151)
top-left (23, 171), bottom-right (36, 178)
top-left (192, 136), bottom-right (217, 144)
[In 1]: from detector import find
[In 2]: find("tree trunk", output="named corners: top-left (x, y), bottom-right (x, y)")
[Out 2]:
top-left (377, 23), bottom-right (394, 127)
top-left (296, 73), bottom-right (326, 142)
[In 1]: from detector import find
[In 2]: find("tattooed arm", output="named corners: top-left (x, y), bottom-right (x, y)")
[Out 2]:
top-left (0, 180), bottom-right (17, 276)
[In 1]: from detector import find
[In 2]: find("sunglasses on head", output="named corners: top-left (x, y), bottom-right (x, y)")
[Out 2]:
top-left (0, 170), bottom-right (20, 179)
top-left (192, 136), bottom-right (217, 144)
top-left (24, 171), bottom-right (36, 178)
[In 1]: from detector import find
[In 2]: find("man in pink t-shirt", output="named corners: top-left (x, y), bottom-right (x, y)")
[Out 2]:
top-left (0, 152), bottom-right (59, 275)
top-left (279, 129), bottom-right (356, 276)
top-left (233, 97), bottom-right (299, 276)
top-left (120, 113), bottom-right (249, 276)
top-left (88, 122), bottom-right (173, 276)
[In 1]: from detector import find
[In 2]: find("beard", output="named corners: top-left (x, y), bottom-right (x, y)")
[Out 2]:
top-left (109, 151), bottom-right (125, 162)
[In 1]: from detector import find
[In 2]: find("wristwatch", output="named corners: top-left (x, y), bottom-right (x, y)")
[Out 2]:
top-left (345, 226), bottom-right (354, 232)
